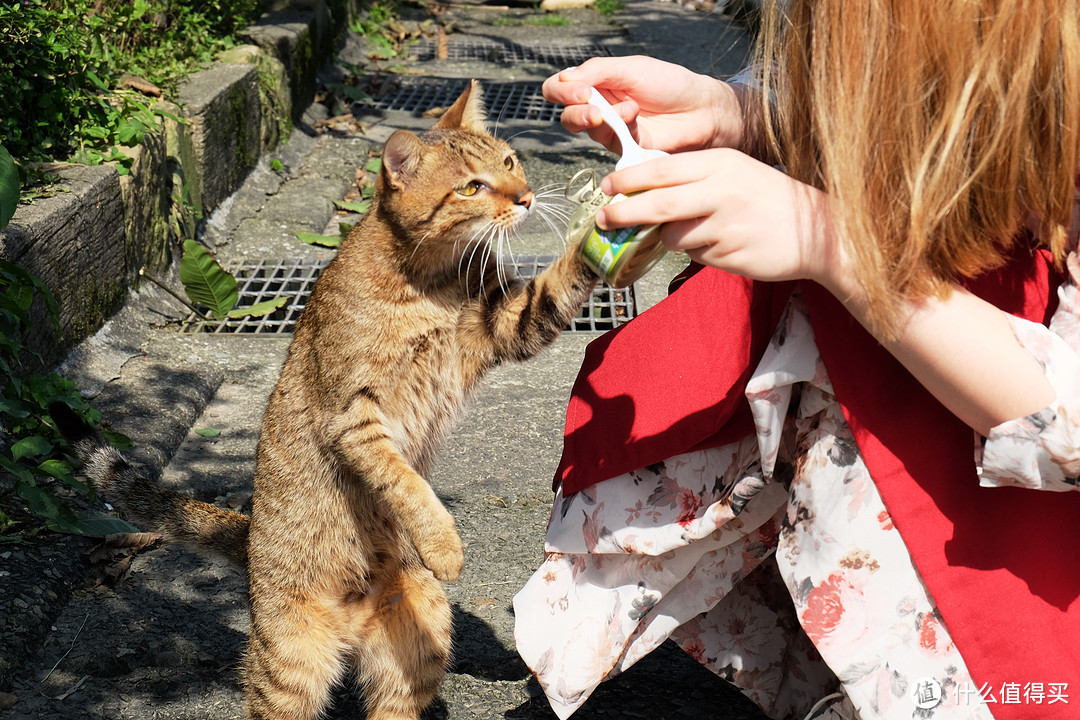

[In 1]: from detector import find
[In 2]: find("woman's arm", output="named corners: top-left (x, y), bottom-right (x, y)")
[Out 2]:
top-left (827, 273), bottom-right (1056, 437)
top-left (599, 149), bottom-right (1058, 436)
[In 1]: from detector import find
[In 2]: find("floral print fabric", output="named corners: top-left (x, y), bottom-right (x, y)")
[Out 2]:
top-left (514, 257), bottom-right (1080, 720)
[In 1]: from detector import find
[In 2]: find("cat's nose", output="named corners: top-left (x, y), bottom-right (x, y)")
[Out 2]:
top-left (516, 190), bottom-right (535, 210)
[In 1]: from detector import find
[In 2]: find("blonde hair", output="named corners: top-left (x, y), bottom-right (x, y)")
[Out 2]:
top-left (756, 0), bottom-right (1080, 334)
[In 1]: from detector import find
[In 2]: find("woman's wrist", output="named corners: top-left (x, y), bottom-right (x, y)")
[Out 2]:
top-left (707, 80), bottom-right (756, 154)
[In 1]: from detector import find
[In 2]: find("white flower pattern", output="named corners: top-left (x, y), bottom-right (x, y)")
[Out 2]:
top-left (514, 255), bottom-right (1080, 720)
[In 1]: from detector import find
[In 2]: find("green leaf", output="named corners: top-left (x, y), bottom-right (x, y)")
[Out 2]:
top-left (0, 508), bottom-right (17, 534)
top-left (364, 157), bottom-right (382, 173)
top-left (70, 512), bottom-right (140, 537)
top-left (11, 435), bottom-right (53, 461)
top-left (194, 427), bottom-right (221, 437)
top-left (38, 458), bottom-right (88, 494)
top-left (153, 107), bottom-right (185, 124)
top-left (297, 232), bottom-right (342, 248)
top-left (15, 480), bottom-right (81, 533)
top-left (102, 430), bottom-right (134, 450)
top-left (0, 259), bottom-right (61, 333)
top-left (0, 454), bottom-right (33, 483)
top-left (0, 144), bottom-right (18, 231)
top-left (226, 295), bottom-right (289, 319)
top-left (327, 83), bottom-right (372, 103)
top-left (116, 119), bottom-right (147, 146)
top-left (5, 282), bottom-right (35, 312)
top-left (334, 199), bottom-right (371, 215)
top-left (36, 458), bottom-right (73, 480)
top-left (0, 397), bottom-right (31, 419)
top-left (270, 158), bottom-right (284, 172)
top-left (179, 239), bottom-right (238, 319)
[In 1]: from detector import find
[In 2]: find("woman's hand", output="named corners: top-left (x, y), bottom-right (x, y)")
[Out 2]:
top-left (598, 149), bottom-right (1059, 435)
top-left (596, 148), bottom-right (852, 294)
top-left (542, 57), bottom-right (748, 156)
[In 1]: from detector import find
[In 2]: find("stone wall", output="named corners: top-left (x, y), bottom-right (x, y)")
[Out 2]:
top-left (0, 0), bottom-right (353, 374)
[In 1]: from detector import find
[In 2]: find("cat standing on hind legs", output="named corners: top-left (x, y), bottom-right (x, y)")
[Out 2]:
top-left (51, 79), bottom-right (598, 720)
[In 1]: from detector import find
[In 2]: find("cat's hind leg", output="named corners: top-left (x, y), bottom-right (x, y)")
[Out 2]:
top-left (243, 588), bottom-right (350, 720)
top-left (347, 563), bottom-right (453, 720)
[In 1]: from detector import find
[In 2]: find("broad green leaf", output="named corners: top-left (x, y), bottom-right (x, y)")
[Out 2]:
top-left (102, 430), bottom-right (134, 450)
top-left (85, 70), bottom-right (108, 91)
top-left (334, 199), bottom-right (371, 215)
top-left (363, 157), bottom-right (382, 173)
top-left (0, 144), bottom-right (18, 231)
top-left (40, 460), bottom-right (88, 494)
top-left (15, 480), bottom-right (81, 533)
top-left (36, 458), bottom-right (73, 480)
top-left (297, 232), bottom-right (342, 248)
top-left (11, 435), bottom-right (53, 461)
top-left (0, 259), bottom-right (61, 332)
top-left (0, 397), bottom-right (31, 419)
top-left (179, 239), bottom-right (238, 319)
top-left (69, 512), bottom-right (140, 537)
top-left (194, 428), bottom-right (221, 437)
top-left (227, 295), bottom-right (289, 319)
top-left (5, 281), bottom-right (34, 312)
top-left (116, 119), bottom-right (147, 146)
top-left (0, 454), bottom-right (33, 482)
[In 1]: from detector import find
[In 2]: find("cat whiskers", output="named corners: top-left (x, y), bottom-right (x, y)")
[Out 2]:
top-left (492, 226), bottom-right (516, 298)
top-left (459, 222), bottom-right (497, 295)
top-left (486, 223), bottom-right (521, 299)
top-left (410, 232), bottom-right (433, 263)
top-left (532, 185), bottom-right (575, 250)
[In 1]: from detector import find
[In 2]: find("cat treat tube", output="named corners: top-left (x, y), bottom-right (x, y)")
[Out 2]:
top-left (564, 88), bottom-right (670, 288)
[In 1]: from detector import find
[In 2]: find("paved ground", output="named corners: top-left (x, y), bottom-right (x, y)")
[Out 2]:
top-left (1, 1), bottom-right (771, 718)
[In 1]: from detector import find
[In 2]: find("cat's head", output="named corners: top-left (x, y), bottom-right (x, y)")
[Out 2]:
top-left (374, 80), bottom-right (534, 278)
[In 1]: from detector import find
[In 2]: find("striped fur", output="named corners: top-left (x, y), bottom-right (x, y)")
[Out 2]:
top-left (54, 80), bottom-right (597, 720)
top-left (48, 407), bottom-right (250, 566)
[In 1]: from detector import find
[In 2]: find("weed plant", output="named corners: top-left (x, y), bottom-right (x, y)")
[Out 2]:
top-left (0, 0), bottom-right (261, 170)
top-left (0, 0), bottom-right (263, 537)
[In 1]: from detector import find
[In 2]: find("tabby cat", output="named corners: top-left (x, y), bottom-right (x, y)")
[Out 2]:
top-left (51, 80), bottom-right (597, 720)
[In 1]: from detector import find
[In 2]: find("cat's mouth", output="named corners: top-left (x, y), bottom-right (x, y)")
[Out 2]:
top-left (505, 203), bottom-right (533, 232)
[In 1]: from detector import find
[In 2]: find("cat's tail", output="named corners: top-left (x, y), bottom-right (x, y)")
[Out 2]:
top-left (49, 402), bottom-right (250, 567)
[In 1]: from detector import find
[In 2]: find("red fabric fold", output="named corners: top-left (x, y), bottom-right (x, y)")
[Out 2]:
top-left (556, 265), bottom-right (794, 494)
top-left (554, 250), bottom-right (1079, 718)
top-left (802, 251), bottom-right (1080, 720)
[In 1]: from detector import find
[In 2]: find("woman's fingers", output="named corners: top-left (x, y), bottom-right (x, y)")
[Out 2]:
top-left (594, 152), bottom-right (722, 228)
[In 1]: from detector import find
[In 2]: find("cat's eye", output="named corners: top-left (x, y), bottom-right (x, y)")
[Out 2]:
top-left (504, 156), bottom-right (515, 171)
top-left (458, 181), bottom-right (483, 197)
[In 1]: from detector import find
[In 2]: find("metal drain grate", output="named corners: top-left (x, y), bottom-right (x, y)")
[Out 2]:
top-left (371, 79), bottom-right (559, 123)
top-left (510, 255), bottom-right (637, 332)
top-left (180, 256), bottom-right (635, 335)
top-left (180, 259), bottom-right (323, 335)
top-left (412, 39), bottom-right (610, 66)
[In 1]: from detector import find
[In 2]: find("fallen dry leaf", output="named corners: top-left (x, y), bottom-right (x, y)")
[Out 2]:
top-left (86, 532), bottom-right (163, 586)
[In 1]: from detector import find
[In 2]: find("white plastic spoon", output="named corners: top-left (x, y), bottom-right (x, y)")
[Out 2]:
top-left (587, 88), bottom-right (669, 170)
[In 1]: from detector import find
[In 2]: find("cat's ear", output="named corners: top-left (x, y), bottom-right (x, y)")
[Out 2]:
top-left (433, 79), bottom-right (488, 134)
top-left (381, 130), bottom-right (426, 190)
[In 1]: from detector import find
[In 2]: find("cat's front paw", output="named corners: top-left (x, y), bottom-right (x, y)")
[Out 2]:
top-left (415, 516), bottom-right (465, 583)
